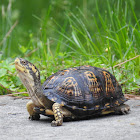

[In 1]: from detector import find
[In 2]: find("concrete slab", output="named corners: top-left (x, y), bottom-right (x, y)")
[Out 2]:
top-left (0, 96), bottom-right (140, 140)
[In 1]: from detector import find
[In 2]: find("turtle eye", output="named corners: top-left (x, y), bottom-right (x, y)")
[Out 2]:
top-left (21, 60), bottom-right (26, 65)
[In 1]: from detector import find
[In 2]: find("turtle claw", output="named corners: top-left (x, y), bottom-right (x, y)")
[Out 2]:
top-left (115, 104), bottom-right (130, 115)
top-left (29, 114), bottom-right (40, 120)
top-left (51, 120), bottom-right (63, 127)
top-left (51, 121), bottom-right (57, 127)
top-left (120, 106), bottom-right (130, 115)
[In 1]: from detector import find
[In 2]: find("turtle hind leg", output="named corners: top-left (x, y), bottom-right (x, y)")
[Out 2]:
top-left (114, 104), bottom-right (130, 115)
top-left (26, 100), bottom-right (40, 120)
top-left (51, 103), bottom-right (63, 127)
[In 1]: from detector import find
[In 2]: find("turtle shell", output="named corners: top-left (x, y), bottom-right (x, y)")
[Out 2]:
top-left (43, 66), bottom-right (127, 117)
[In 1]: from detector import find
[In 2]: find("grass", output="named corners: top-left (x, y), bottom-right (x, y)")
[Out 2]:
top-left (0, 0), bottom-right (139, 95)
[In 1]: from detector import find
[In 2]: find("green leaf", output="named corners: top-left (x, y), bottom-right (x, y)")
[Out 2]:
top-left (0, 81), bottom-right (9, 88)
top-left (0, 68), bottom-right (7, 77)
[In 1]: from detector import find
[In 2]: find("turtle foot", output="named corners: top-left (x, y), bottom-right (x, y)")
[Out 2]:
top-left (29, 114), bottom-right (40, 120)
top-left (51, 120), bottom-right (63, 127)
top-left (114, 104), bottom-right (130, 115)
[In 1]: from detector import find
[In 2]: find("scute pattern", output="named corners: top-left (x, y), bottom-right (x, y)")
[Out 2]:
top-left (57, 77), bottom-right (81, 97)
top-left (43, 66), bottom-right (127, 117)
top-left (84, 71), bottom-right (102, 99)
top-left (102, 71), bottom-right (115, 97)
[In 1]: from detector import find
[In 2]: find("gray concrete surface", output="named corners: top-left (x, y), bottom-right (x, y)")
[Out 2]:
top-left (0, 96), bottom-right (140, 140)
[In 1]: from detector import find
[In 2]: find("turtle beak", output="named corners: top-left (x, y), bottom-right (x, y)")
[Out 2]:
top-left (15, 58), bottom-right (20, 65)
top-left (15, 58), bottom-right (24, 72)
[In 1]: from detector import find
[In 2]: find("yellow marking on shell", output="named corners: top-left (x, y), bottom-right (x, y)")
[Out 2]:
top-left (60, 72), bottom-right (65, 75)
top-left (72, 106), bottom-right (76, 110)
top-left (83, 106), bottom-right (87, 109)
top-left (101, 110), bottom-right (114, 115)
top-left (63, 70), bottom-right (69, 72)
top-left (105, 103), bottom-right (110, 108)
top-left (58, 77), bottom-right (81, 97)
top-left (95, 105), bottom-right (100, 110)
top-left (50, 76), bottom-right (55, 80)
top-left (97, 87), bottom-right (102, 93)
top-left (120, 98), bottom-right (124, 102)
top-left (67, 79), bottom-right (72, 82)
top-left (48, 76), bottom-right (58, 85)
top-left (67, 89), bottom-right (73, 96)
top-left (102, 71), bottom-right (115, 96)
top-left (72, 68), bottom-right (77, 70)
top-left (83, 106), bottom-right (87, 111)
top-left (84, 71), bottom-right (101, 98)
top-left (85, 65), bottom-right (90, 67)
top-left (115, 100), bottom-right (120, 105)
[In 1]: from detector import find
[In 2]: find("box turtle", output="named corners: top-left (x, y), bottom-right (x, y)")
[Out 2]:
top-left (15, 58), bottom-right (130, 126)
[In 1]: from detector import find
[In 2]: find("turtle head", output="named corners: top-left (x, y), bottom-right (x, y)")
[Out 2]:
top-left (15, 58), bottom-right (40, 89)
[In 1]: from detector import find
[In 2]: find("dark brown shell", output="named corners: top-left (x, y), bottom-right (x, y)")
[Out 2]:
top-left (43, 66), bottom-right (127, 117)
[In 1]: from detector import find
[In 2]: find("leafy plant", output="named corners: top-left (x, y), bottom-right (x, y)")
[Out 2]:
top-left (0, 0), bottom-right (139, 95)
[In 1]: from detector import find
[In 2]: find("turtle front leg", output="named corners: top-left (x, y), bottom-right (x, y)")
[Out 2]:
top-left (26, 100), bottom-right (40, 120)
top-left (51, 103), bottom-right (63, 127)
